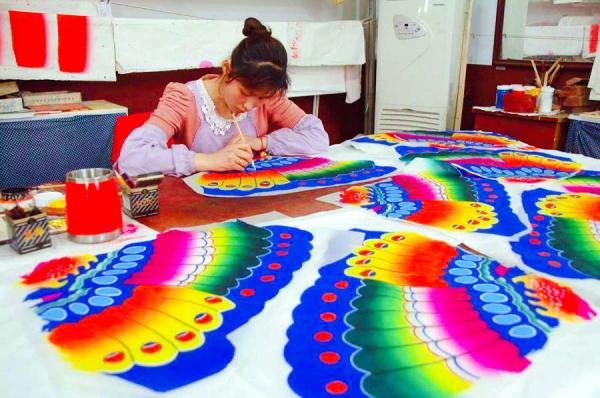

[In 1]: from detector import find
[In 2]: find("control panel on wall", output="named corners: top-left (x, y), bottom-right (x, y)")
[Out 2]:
top-left (393, 15), bottom-right (427, 39)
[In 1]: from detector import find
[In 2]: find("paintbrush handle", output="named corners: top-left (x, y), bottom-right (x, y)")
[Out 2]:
top-left (231, 113), bottom-right (256, 170)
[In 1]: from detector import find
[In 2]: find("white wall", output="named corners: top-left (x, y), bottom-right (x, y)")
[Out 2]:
top-left (468, 0), bottom-right (498, 65)
top-left (110, 0), bottom-right (367, 22)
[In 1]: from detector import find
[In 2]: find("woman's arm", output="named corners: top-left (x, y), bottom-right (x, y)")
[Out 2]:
top-left (117, 83), bottom-right (199, 177)
top-left (118, 124), bottom-right (196, 177)
top-left (265, 114), bottom-right (329, 156)
top-left (262, 94), bottom-right (329, 156)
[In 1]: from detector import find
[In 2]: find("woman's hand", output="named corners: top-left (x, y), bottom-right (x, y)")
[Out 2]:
top-left (193, 137), bottom-right (253, 172)
top-left (228, 134), bottom-right (264, 152)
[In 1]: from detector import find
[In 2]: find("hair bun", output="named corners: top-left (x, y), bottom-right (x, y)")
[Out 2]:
top-left (243, 17), bottom-right (272, 39)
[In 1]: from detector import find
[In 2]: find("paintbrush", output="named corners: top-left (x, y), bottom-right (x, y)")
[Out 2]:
top-left (231, 112), bottom-right (256, 170)
top-left (530, 60), bottom-right (542, 87)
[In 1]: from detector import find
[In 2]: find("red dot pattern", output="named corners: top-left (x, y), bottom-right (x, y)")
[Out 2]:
top-left (314, 331), bottom-right (333, 342)
top-left (322, 293), bottom-right (337, 302)
top-left (320, 352), bottom-right (341, 365)
top-left (334, 281), bottom-right (349, 289)
top-left (320, 312), bottom-right (337, 322)
top-left (325, 381), bottom-right (348, 395)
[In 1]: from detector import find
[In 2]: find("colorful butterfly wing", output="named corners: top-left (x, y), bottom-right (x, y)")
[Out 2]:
top-left (23, 221), bottom-right (314, 391)
top-left (512, 188), bottom-right (600, 279)
top-left (400, 149), bottom-right (581, 181)
top-left (285, 229), bottom-right (595, 398)
top-left (191, 156), bottom-right (395, 196)
top-left (339, 160), bottom-right (525, 236)
top-left (558, 170), bottom-right (600, 195)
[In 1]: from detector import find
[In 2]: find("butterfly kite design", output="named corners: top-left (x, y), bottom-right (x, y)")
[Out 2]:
top-left (20, 221), bottom-right (313, 392)
top-left (339, 159), bottom-right (525, 236)
top-left (352, 130), bottom-right (526, 148)
top-left (511, 188), bottom-right (600, 279)
top-left (184, 156), bottom-right (396, 197)
top-left (286, 229), bottom-right (596, 397)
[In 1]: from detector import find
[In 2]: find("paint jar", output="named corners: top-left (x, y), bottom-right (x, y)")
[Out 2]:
top-left (503, 90), bottom-right (536, 113)
top-left (65, 168), bottom-right (122, 243)
top-left (495, 85), bottom-right (512, 109)
top-left (539, 86), bottom-right (555, 114)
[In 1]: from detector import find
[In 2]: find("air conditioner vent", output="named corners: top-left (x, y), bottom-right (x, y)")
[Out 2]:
top-left (376, 108), bottom-right (443, 132)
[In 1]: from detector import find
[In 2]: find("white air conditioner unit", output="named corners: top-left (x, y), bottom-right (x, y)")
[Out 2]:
top-left (375, 0), bottom-right (467, 132)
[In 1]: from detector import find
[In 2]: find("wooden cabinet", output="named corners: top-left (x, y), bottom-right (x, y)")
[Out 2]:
top-left (472, 107), bottom-right (569, 150)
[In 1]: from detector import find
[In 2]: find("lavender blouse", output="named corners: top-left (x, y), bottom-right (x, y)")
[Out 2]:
top-left (118, 80), bottom-right (328, 177)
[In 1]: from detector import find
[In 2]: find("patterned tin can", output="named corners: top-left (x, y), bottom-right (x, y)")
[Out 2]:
top-left (122, 186), bottom-right (159, 218)
top-left (7, 208), bottom-right (52, 254)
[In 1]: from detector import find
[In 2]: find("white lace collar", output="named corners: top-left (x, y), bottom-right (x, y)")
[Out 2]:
top-left (196, 79), bottom-right (248, 136)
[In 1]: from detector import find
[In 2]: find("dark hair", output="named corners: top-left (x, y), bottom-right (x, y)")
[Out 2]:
top-left (228, 17), bottom-right (289, 96)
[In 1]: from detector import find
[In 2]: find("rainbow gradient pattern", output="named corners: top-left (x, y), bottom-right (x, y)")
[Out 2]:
top-left (557, 170), bottom-right (600, 195)
top-left (511, 188), bottom-right (600, 279)
top-left (339, 159), bottom-right (525, 236)
top-left (352, 130), bottom-right (525, 148)
top-left (285, 230), bottom-right (596, 398)
top-left (398, 148), bottom-right (581, 181)
top-left (184, 156), bottom-right (396, 197)
top-left (21, 221), bottom-right (313, 392)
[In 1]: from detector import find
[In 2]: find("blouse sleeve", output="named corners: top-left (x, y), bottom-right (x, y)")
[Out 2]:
top-left (265, 114), bottom-right (330, 156)
top-left (117, 124), bottom-right (196, 177)
top-left (117, 82), bottom-right (198, 177)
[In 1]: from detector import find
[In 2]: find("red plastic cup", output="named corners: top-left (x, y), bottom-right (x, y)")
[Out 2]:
top-left (65, 168), bottom-right (122, 243)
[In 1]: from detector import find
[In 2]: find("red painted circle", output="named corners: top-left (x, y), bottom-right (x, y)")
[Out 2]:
top-left (205, 296), bottom-right (222, 304)
top-left (322, 293), bottom-right (337, 302)
top-left (314, 331), bottom-right (333, 342)
top-left (194, 313), bottom-right (213, 324)
top-left (320, 352), bottom-right (341, 365)
top-left (529, 239), bottom-right (541, 245)
top-left (240, 288), bottom-right (255, 297)
top-left (260, 275), bottom-right (275, 282)
top-left (280, 233), bottom-right (292, 239)
top-left (268, 263), bottom-right (282, 270)
top-left (548, 260), bottom-right (561, 267)
top-left (277, 242), bottom-right (290, 248)
top-left (141, 342), bottom-right (162, 354)
top-left (175, 331), bottom-right (196, 342)
top-left (104, 351), bottom-right (125, 363)
top-left (325, 381), bottom-right (348, 395)
top-left (334, 281), bottom-right (349, 289)
top-left (276, 251), bottom-right (289, 256)
top-left (320, 312), bottom-right (337, 322)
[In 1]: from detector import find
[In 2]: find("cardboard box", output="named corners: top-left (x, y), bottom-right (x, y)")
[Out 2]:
top-left (0, 81), bottom-right (19, 97)
top-left (0, 96), bottom-right (24, 113)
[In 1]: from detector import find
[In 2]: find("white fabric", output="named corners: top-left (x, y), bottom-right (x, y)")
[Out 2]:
top-left (287, 66), bottom-right (346, 98)
top-left (589, 49), bottom-right (600, 100)
top-left (523, 25), bottom-right (584, 57)
top-left (0, 12), bottom-right (116, 81)
top-left (113, 18), bottom-right (365, 72)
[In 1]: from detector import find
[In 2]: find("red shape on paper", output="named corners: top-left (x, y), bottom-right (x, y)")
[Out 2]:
top-left (590, 24), bottom-right (599, 54)
top-left (9, 10), bottom-right (47, 67)
top-left (57, 14), bottom-right (89, 73)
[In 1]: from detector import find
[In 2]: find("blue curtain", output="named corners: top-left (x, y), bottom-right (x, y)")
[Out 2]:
top-left (0, 113), bottom-right (125, 188)
top-left (566, 119), bottom-right (600, 159)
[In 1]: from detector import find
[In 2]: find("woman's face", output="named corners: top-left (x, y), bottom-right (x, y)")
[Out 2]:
top-left (221, 79), bottom-right (272, 116)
